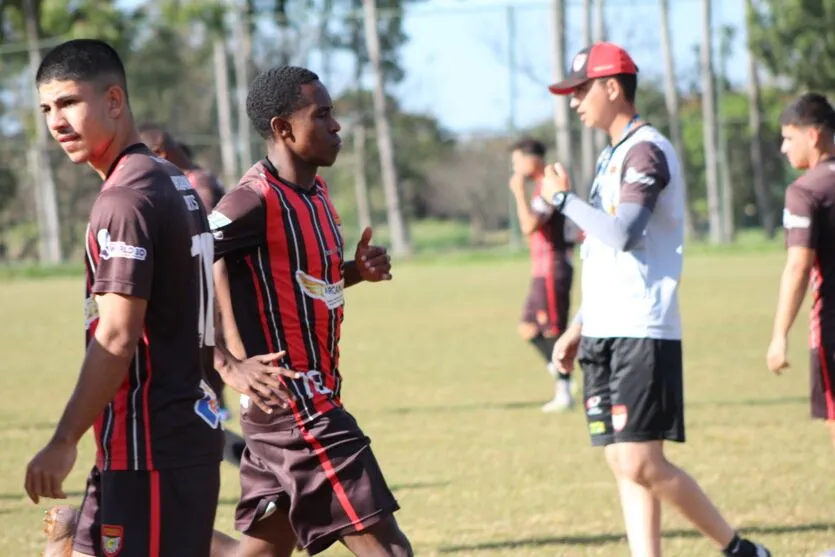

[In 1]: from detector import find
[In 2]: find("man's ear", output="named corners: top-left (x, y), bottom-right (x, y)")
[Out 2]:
top-left (270, 116), bottom-right (293, 141)
top-left (105, 85), bottom-right (127, 119)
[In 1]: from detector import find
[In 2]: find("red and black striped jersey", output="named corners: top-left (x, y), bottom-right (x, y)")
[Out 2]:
top-left (84, 143), bottom-right (224, 471)
top-left (209, 158), bottom-right (345, 425)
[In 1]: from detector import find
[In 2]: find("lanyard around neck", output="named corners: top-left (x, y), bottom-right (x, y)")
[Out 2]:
top-left (589, 114), bottom-right (642, 203)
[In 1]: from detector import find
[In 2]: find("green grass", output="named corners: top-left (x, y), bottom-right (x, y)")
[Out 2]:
top-left (1, 249), bottom-right (833, 556)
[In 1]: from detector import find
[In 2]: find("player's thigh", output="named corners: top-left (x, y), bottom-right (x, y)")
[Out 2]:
top-left (72, 466), bottom-right (101, 557)
top-left (281, 408), bottom-right (401, 555)
top-left (519, 277), bottom-right (547, 334)
top-left (234, 417), bottom-right (294, 541)
top-left (578, 337), bottom-right (615, 445)
top-left (609, 338), bottom-right (685, 444)
top-left (99, 464), bottom-right (220, 557)
top-left (236, 510), bottom-right (297, 557)
top-left (810, 342), bottom-right (835, 420)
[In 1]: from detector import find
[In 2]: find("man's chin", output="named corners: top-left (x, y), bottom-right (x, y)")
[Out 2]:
top-left (63, 148), bottom-right (90, 165)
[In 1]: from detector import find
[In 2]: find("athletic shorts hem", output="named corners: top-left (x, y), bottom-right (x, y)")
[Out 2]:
top-left (72, 538), bottom-right (95, 556)
top-left (304, 503), bottom-right (401, 556)
top-left (591, 431), bottom-right (685, 447)
top-left (234, 491), bottom-right (284, 533)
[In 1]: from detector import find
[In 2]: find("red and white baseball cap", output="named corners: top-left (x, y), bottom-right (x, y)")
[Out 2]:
top-left (548, 42), bottom-right (639, 96)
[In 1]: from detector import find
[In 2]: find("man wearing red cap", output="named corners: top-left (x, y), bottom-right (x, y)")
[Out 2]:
top-left (539, 42), bottom-right (771, 557)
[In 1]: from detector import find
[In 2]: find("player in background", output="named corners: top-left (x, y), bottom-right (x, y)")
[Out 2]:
top-left (768, 93), bottom-right (835, 452)
top-left (508, 137), bottom-right (577, 412)
top-left (204, 65), bottom-right (412, 557)
top-left (138, 123), bottom-right (233, 421)
top-left (29, 39), bottom-right (295, 557)
top-left (540, 42), bottom-right (771, 557)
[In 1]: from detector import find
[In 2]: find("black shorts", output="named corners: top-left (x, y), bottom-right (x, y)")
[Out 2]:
top-left (520, 264), bottom-right (573, 337)
top-left (73, 464), bottom-right (220, 557)
top-left (235, 406), bottom-right (400, 555)
top-left (579, 337), bottom-right (685, 447)
top-left (810, 340), bottom-right (835, 420)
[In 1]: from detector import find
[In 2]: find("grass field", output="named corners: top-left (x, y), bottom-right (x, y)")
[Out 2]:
top-left (1, 247), bottom-right (834, 556)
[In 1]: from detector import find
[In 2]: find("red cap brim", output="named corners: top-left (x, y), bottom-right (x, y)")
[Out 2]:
top-left (548, 75), bottom-right (589, 96)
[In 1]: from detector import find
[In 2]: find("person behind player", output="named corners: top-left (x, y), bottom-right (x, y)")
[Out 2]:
top-left (508, 137), bottom-right (576, 412)
top-left (204, 65), bottom-right (412, 557)
top-left (538, 42), bottom-right (771, 557)
top-left (138, 124), bottom-right (226, 218)
top-left (138, 122), bottom-right (232, 420)
top-left (768, 93), bottom-right (835, 451)
top-left (27, 38), bottom-right (295, 557)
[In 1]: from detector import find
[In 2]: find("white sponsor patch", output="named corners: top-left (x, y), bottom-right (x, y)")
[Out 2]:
top-left (295, 270), bottom-right (345, 309)
top-left (623, 167), bottom-right (655, 186)
top-left (208, 211), bottom-right (232, 230)
top-left (783, 208), bottom-right (811, 229)
top-left (97, 229), bottom-right (147, 261)
top-left (184, 194), bottom-right (200, 211)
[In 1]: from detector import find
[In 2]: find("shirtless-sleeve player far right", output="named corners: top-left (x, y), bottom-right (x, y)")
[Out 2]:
top-left (768, 92), bottom-right (835, 454)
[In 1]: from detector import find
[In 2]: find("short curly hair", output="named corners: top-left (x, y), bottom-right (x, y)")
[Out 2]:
top-left (246, 66), bottom-right (320, 139)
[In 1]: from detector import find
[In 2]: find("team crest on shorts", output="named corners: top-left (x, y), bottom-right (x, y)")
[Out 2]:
top-left (612, 404), bottom-right (628, 432)
top-left (101, 524), bottom-right (123, 556)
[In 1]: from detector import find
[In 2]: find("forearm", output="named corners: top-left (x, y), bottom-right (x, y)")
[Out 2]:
top-left (344, 261), bottom-right (363, 287)
top-left (513, 191), bottom-right (540, 235)
top-left (561, 197), bottom-right (650, 251)
top-left (52, 336), bottom-right (133, 446)
top-left (772, 266), bottom-right (811, 338)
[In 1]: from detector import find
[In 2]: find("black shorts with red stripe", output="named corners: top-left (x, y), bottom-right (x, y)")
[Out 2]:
top-left (235, 406), bottom-right (400, 555)
top-left (520, 261), bottom-right (573, 337)
top-left (73, 464), bottom-right (219, 557)
top-left (810, 338), bottom-right (835, 420)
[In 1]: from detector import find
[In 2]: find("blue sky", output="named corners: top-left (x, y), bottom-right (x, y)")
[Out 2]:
top-left (384, 0), bottom-right (748, 134)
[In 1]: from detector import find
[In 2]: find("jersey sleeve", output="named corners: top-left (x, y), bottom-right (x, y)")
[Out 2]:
top-left (209, 185), bottom-right (265, 260)
top-left (89, 188), bottom-right (155, 299)
top-left (619, 141), bottom-right (671, 211)
top-left (783, 183), bottom-right (819, 249)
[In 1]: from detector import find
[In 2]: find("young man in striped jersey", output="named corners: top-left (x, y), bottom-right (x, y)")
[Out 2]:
top-left (29, 39), bottom-right (295, 557)
top-left (508, 137), bottom-right (577, 412)
top-left (206, 66), bottom-right (412, 556)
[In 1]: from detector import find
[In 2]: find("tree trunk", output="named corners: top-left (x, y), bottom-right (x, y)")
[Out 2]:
top-left (745, 0), bottom-right (775, 238)
top-left (659, 0), bottom-right (696, 239)
top-left (550, 0), bottom-right (574, 184)
top-left (700, 0), bottom-right (722, 244)
top-left (718, 26), bottom-right (735, 242)
top-left (213, 37), bottom-right (237, 188)
top-left (579, 0), bottom-right (594, 198)
top-left (362, 0), bottom-right (410, 256)
top-left (593, 0), bottom-right (608, 153)
top-left (24, 0), bottom-right (62, 264)
top-left (232, 0), bottom-right (253, 174)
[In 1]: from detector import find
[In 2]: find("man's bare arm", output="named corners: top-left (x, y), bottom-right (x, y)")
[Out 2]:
top-left (52, 294), bottom-right (147, 446)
